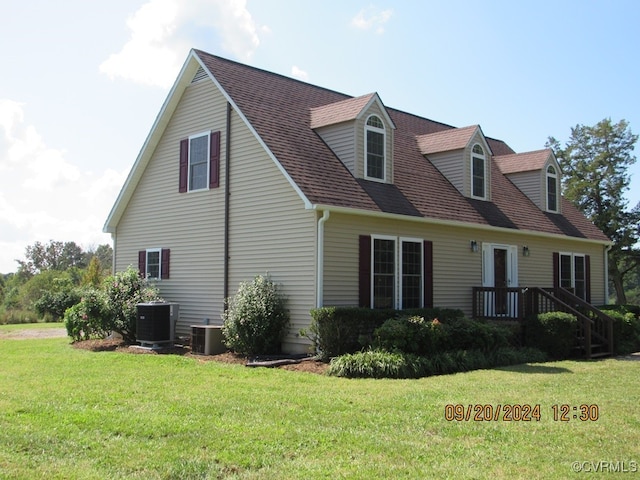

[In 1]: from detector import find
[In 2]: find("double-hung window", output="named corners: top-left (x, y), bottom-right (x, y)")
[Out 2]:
top-left (188, 132), bottom-right (210, 191)
top-left (179, 130), bottom-right (220, 193)
top-left (559, 252), bottom-right (587, 300)
top-left (371, 236), bottom-right (424, 309)
top-left (365, 115), bottom-right (385, 181)
top-left (471, 144), bottom-right (486, 199)
top-left (145, 249), bottom-right (161, 280)
top-left (138, 248), bottom-right (171, 280)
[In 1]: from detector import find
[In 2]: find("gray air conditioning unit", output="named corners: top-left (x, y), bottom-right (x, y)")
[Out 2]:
top-left (136, 302), bottom-right (178, 348)
top-left (191, 325), bottom-right (225, 355)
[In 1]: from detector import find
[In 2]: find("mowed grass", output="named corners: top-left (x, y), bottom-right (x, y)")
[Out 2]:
top-left (0, 326), bottom-right (639, 479)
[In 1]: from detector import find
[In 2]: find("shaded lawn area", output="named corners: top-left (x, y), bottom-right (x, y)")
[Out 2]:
top-left (0, 330), bottom-right (639, 479)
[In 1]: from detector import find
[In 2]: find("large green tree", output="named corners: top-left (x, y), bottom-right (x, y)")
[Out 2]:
top-left (547, 118), bottom-right (639, 304)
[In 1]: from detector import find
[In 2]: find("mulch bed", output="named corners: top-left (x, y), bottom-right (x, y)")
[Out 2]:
top-left (72, 339), bottom-right (329, 374)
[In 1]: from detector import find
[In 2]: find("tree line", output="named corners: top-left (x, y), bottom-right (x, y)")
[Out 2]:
top-left (0, 241), bottom-right (113, 324)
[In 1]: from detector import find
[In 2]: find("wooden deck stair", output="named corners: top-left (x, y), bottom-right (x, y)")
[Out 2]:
top-left (472, 286), bottom-right (614, 359)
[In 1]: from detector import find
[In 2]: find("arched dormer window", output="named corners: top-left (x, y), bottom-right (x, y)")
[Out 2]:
top-left (365, 115), bottom-right (385, 181)
top-left (546, 165), bottom-right (558, 212)
top-left (471, 144), bottom-right (486, 199)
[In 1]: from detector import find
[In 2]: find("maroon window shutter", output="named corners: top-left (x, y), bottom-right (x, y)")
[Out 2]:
top-left (161, 249), bottom-right (170, 280)
top-left (552, 252), bottom-right (560, 291)
top-left (209, 131), bottom-right (220, 188)
top-left (423, 240), bottom-right (434, 308)
top-left (179, 139), bottom-right (188, 193)
top-left (585, 255), bottom-right (591, 303)
top-left (138, 250), bottom-right (146, 278)
top-left (359, 235), bottom-right (371, 308)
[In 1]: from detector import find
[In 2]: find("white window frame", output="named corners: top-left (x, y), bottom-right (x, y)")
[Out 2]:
top-left (399, 237), bottom-right (424, 309)
top-left (370, 235), bottom-right (424, 309)
top-left (146, 248), bottom-right (162, 280)
top-left (188, 131), bottom-right (210, 192)
top-left (559, 252), bottom-right (586, 299)
top-left (470, 143), bottom-right (487, 200)
top-left (364, 115), bottom-right (386, 182)
top-left (546, 164), bottom-right (559, 212)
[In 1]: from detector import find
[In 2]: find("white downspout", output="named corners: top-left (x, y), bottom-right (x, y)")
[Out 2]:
top-left (316, 210), bottom-right (330, 308)
top-left (604, 244), bottom-right (612, 304)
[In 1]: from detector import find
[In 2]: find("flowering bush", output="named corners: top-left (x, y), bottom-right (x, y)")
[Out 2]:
top-left (63, 288), bottom-right (110, 342)
top-left (102, 266), bottom-right (162, 342)
top-left (222, 274), bottom-right (289, 355)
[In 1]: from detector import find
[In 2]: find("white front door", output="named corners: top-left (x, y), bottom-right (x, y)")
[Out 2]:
top-left (482, 243), bottom-right (518, 316)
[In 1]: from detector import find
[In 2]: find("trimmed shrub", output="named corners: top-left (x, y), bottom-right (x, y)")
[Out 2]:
top-left (327, 347), bottom-right (547, 379)
top-left (373, 315), bottom-right (445, 355)
top-left (102, 266), bottom-right (162, 343)
top-left (599, 306), bottom-right (640, 355)
top-left (308, 307), bottom-right (465, 359)
top-left (222, 274), bottom-right (289, 355)
top-left (439, 316), bottom-right (515, 352)
top-left (373, 315), bottom-right (515, 356)
top-left (524, 312), bottom-right (577, 359)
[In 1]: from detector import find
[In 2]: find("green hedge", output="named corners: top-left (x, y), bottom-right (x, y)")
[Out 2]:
top-left (308, 307), bottom-right (464, 359)
top-left (373, 315), bottom-right (515, 355)
top-left (524, 312), bottom-right (577, 360)
top-left (598, 305), bottom-right (640, 355)
top-left (327, 347), bottom-right (547, 379)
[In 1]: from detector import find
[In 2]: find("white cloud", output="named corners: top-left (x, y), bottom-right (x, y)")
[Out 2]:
top-left (100, 0), bottom-right (264, 88)
top-left (291, 66), bottom-right (309, 82)
top-left (0, 101), bottom-right (125, 272)
top-left (351, 6), bottom-right (393, 34)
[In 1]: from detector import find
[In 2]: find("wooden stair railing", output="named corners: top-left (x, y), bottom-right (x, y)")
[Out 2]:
top-left (526, 287), bottom-right (613, 359)
top-left (554, 288), bottom-right (614, 359)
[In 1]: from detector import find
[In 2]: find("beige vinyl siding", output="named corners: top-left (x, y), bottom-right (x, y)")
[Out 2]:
top-left (115, 78), bottom-right (318, 347)
top-left (322, 212), bottom-right (608, 317)
top-left (505, 170), bottom-right (543, 209)
top-left (428, 150), bottom-right (465, 194)
top-left (315, 123), bottom-right (356, 175)
top-left (355, 103), bottom-right (394, 182)
top-left (115, 80), bottom-right (228, 337)
top-left (226, 112), bottom-right (317, 353)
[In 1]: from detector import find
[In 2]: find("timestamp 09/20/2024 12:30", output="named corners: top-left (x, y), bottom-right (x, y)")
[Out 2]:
top-left (444, 404), bottom-right (600, 422)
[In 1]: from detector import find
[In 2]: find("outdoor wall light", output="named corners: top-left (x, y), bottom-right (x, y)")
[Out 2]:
top-left (523, 245), bottom-right (530, 257)
top-left (470, 240), bottom-right (478, 253)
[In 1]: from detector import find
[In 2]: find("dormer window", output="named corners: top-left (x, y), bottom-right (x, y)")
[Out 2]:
top-left (546, 165), bottom-right (558, 212)
top-left (471, 144), bottom-right (486, 199)
top-left (365, 115), bottom-right (385, 181)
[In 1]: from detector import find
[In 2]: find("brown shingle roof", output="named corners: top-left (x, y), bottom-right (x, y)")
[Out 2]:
top-left (416, 125), bottom-right (479, 155)
top-left (194, 50), bottom-right (609, 243)
top-left (495, 149), bottom-right (553, 174)
top-left (310, 93), bottom-right (376, 129)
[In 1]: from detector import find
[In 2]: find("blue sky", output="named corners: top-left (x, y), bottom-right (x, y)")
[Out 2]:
top-left (1, 0), bottom-right (639, 273)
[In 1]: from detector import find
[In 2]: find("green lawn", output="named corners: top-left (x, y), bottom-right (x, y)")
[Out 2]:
top-left (0, 326), bottom-right (639, 479)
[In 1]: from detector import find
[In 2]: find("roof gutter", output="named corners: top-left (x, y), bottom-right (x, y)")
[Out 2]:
top-left (308, 203), bottom-right (612, 247)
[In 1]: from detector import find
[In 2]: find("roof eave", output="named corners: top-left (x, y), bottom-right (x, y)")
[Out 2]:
top-left (310, 203), bottom-right (612, 246)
